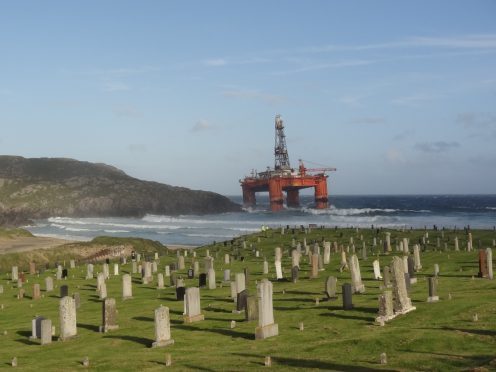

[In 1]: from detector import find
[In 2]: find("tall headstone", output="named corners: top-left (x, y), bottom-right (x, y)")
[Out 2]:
top-left (100, 298), bottom-right (119, 332)
top-left (291, 266), bottom-right (299, 283)
top-left (152, 306), bottom-right (174, 347)
top-left (114, 263), bottom-right (119, 276)
top-left (255, 279), bottom-right (278, 340)
top-left (310, 253), bottom-right (319, 279)
top-left (349, 254), bottom-right (365, 293)
top-left (291, 250), bottom-right (300, 268)
top-left (454, 236), bottom-right (459, 251)
top-left (29, 262), bottom-right (36, 275)
top-left (373, 260), bottom-right (382, 280)
top-left (183, 287), bottom-right (204, 323)
top-left (86, 264), bottom-right (94, 279)
top-left (178, 256), bottom-right (185, 270)
top-left (391, 256), bottom-right (415, 315)
top-left (427, 277), bottom-right (439, 302)
top-left (59, 296), bottom-right (77, 341)
top-left (275, 260), bottom-right (283, 280)
top-left (122, 274), bottom-right (133, 299)
top-left (413, 245), bottom-right (422, 271)
top-left (263, 260), bottom-right (269, 275)
top-left (323, 242), bottom-right (331, 264)
top-left (478, 250), bottom-right (488, 278)
top-left (40, 319), bottom-right (52, 345)
top-left (208, 268), bottom-right (216, 290)
top-left (45, 277), bottom-right (54, 292)
top-left (342, 283), bottom-right (353, 310)
top-left (324, 276), bottom-right (337, 299)
top-left (11, 266), bottom-right (19, 282)
top-left (245, 295), bottom-right (258, 321)
top-left (157, 273), bottom-right (165, 289)
top-left (376, 290), bottom-right (394, 322)
top-left (486, 248), bottom-right (493, 280)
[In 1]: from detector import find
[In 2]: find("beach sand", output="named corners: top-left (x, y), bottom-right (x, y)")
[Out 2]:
top-left (0, 235), bottom-right (197, 255)
top-left (0, 236), bottom-right (73, 255)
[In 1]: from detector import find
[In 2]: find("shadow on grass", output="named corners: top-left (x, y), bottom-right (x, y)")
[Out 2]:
top-left (132, 316), bottom-right (153, 322)
top-left (103, 334), bottom-right (151, 347)
top-left (175, 324), bottom-right (252, 340)
top-left (398, 349), bottom-right (494, 369)
top-left (321, 312), bottom-right (372, 322)
top-left (206, 307), bottom-right (232, 313)
top-left (231, 353), bottom-right (389, 371)
top-left (441, 326), bottom-right (496, 336)
top-left (275, 297), bottom-right (318, 303)
top-left (77, 323), bottom-right (99, 332)
top-left (182, 364), bottom-right (217, 372)
top-left (15, 330), bottom-right (38, 345)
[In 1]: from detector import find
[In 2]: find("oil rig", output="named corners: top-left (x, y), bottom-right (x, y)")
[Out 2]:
top-left (240, 115), bottom-right (336, 212)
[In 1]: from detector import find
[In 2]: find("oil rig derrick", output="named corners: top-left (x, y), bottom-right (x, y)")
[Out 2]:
top-left (240, 115), bottom-right (336, 212)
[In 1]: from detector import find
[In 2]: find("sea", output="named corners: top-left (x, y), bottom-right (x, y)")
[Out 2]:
top-left (25, 195), bottom-right (496, 247)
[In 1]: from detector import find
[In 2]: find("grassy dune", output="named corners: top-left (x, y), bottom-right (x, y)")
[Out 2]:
top-left (0, 228), bottom-right (495, 371)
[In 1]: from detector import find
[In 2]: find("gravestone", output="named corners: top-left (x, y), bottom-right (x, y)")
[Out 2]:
top-left (407, 256), bottom-right (417, 284)
top-left (373, 260), bottom-right (382, 280)
top-left (165, 265), bottom-right (170, 277)
top-left (187, 269), bottom-right (194, 279)
top-left (59, 296), bottom-right (77, 341)
top-left (86, 264), bottom-right (94, 279)
top-left (208, 268), bottom-right (216, 290)
top-left (60, 285), bottom-right (69, 298)
top-left (178, 256), bottom-right (185, 270)
top-left (235, 273), bottom-right (246, 295)
top-left (62, 269), bottom-right (68, 279)
top-left (291, 250), bottom-right (300, 269)
top-left (100, 298), bottom-right (119, 332)
top-left (245, 295), bottom-right (258, 321)
top-left (391, 256), bottom-right (416, 315)
top-left (263, 260), bottom-right (269, 275)
top-left (102, 263), bottom-right (109, 280)
top-left (244, 268), bottom-right (250, 287)
top-left (230, 282), bottom-right (237, 301)
top-left (122, 274), bottom-right (133, 299)
top-left (99, 282), bottom-right (107, 300)
top-left (324, 276), bottom-right (337, 299)
top-left (225, 254), bottom-right (230, 265)
top-left (255, 279), bottom-right (278, 340)
top-left (342, 283), bottom-right (353, 310)
top-left (434, 264), bottom-right (440, 277)
top-left (157, 273), bottom-right (165, 289)
top-left (291, 266), bottom-right (299, 283)
top-left (235, 289), bottom-right (248, 313)
top-left (413, 245), bottom-right (422, 271)
top-left (40, 319), bottom-right (52, 345)
top-left (73, 292), bottom-right (81, 309)
top-left (175, 286), bottom-right (186, 301)
top-left (45, 277), bottom-right (54, 292)
top-left (486, 248), bottom-right (493, 280)
top-left (114, 263), bottom-right (119, 276)
top-left (427, 277), bottom-right (439, 302)
top-left (376, 290), bottom-right (394, 323)
top-left (223, 269), bottom-right (231, 282)
top-left (194, 261), bottom-right (200, 275)
top-left (152, 261), bottom-right (158, 273)
top-left (323, 242), bottom-right (331, 264)
top-left (478, 250), bottom-right (488, 278)
top-left (275, 260), bottom-right (283, 280)
top-left (29, 262), bottom-right (36, 275)
top-left (11, 266), bottom-right (19, 281)
top-left (33, 284), bottom-right (41, 300)
top-left (152, 305), bottom-right (174, 347)
top-left (198, 273), bottom-right (207, 288)
top-left (310, 254), bottom-right (319, 279)
top-left (183, 287), bottom-right (204, 323)
top-left (30, 316), bottom-right (45, 339)
top-left (349, 254), bottom-right (365, 293)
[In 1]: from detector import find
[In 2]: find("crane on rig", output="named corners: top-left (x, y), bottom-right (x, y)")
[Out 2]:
top-left (240, 115), bottom-right (336, 211)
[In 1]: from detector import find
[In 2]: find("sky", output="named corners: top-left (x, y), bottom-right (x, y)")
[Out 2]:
top-left (0, 1), bottom-right (495, 195)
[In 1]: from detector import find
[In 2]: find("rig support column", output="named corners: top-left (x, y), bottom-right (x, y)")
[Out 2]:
top-left (286, 189), bottom-right (300, 208)
top-left (314, 176), bottom-right (328, 209)
top-left (242, 185), bottom-right (256, 208)
top-left (268, 178), bottom-right (284, 212)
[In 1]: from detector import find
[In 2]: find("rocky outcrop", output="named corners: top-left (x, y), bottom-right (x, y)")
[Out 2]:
top-left (0, 156), bottom-right (240, 224)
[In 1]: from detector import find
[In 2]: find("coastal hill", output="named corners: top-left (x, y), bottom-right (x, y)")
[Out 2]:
top-left (0, 156), bottom-right (241, 225)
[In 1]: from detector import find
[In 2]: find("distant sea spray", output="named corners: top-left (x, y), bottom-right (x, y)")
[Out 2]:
top-left (26, 195), bottom-right (496, 246)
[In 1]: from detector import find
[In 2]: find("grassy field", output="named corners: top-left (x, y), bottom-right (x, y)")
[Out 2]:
top-left (0, 227), bottom-right (495, 371)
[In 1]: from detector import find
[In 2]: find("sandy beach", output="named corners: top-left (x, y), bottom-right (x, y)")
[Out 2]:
top-left (0, 236), bottom-right (73, 255)
top-left (0, 235), bottom-right (197, 255)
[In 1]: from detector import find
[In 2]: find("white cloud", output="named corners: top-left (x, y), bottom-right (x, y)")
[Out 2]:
top-left (112, 105), bottom-right (143, 118)
top-left (102, 81), bottom-right (130, 92)
top-left (414, 141), bottom-right (460, 153)
top-left (192, 120), bottom-right (215, 132)
top-left (222, 89), bottom-right (286, 105)
top-left (204, 59), bottom-right (228, 67)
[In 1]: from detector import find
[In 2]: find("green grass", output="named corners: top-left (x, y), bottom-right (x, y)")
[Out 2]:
top-left (0, 228), bottom-right (496, 371)
top-left (0, 227), bottom-right (33, 239)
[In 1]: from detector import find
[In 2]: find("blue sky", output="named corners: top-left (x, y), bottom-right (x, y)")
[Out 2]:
top-left (0, 1), bottom-right (495, 195)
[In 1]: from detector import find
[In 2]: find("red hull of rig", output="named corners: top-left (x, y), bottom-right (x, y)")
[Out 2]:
top-left (241, 173), bottom-right (329, 212)
top-left (240, 115), bottom-right (335, 212)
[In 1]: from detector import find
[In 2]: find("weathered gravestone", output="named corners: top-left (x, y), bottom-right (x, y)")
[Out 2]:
top-left (176, 286), bottom-right (186, 301)
top-left (427, 277), bottom-right (439, 302)
top-left (59, 296), bottom-right (77, 341)
top-left (342, 283), bottom-right (353, 310)
top-left (198, 273), bottom-right (207, 288)
top-left (100, 298), bottom-right (119, 332)
top-left (255, 279), bottom-right (278, 340)
top-left (40, 319), bottom-right (52, 345)
top-left (183, 287), bottom-right (204, 323)
top-left (152, 305), bottom-right (174, 347)
top-left (122, 274), bottom-right (133, 299)
top-left (60, 285), bottom-right (69, 298)
top-left (291, 266), bottom-right (299, 283)
top-left (391, 256), bottom-right (416, 315)
top-left (324, 276), bottom-right (337, 300)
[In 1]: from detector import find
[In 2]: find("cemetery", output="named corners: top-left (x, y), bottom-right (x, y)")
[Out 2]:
top-left (0, 227), bottom-right (495, 370)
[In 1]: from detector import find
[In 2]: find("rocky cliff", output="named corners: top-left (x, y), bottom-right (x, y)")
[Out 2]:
top-left (0, 156), bottom-right (240, 225)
